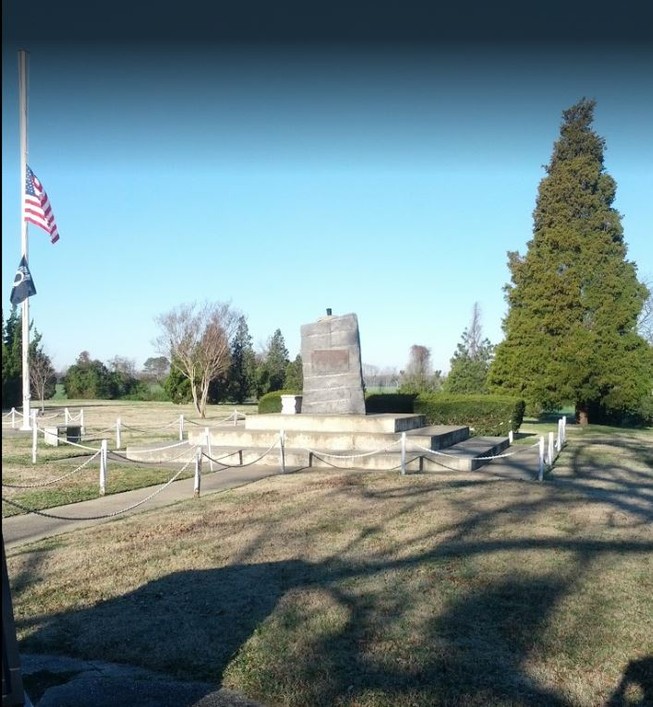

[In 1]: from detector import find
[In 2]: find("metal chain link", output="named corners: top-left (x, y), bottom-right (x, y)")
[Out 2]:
top-left (2, 451), bottom-right (102, 488)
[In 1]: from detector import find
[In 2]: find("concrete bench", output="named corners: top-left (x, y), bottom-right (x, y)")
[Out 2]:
top-left (44, 424), bottom-right (82, 446)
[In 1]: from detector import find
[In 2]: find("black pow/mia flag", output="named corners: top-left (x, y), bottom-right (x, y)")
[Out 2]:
top-left (10, 255), bottom-right (37, 306)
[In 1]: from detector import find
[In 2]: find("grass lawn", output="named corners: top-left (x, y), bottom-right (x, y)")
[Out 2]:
top-left (3, 403), bottom-right (652, 706)
top-left (1, 400), bottom-right (257, 516)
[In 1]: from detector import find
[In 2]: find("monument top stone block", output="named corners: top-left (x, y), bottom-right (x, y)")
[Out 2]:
top-left (300, 312), bottom-right (366, 415)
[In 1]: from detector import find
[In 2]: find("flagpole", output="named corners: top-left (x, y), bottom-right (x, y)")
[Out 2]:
top-left (19, 48), bottom-right (31, 430)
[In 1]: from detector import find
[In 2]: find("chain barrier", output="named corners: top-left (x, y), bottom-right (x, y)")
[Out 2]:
top-left (5, 412), bottom-right (568, 527)
top-left (2, 451), bottom-right (102, 488)
top-left (119, 422), bottom-right (165, 433)
top-left (82, 425), bottom-right (116, 436)
top-left (302, 438), bottom-right (402, 461)
top-left (34, 430), bottom-right (101, 454)
top-left (183, 418), bottom-right (208, 427)
top-left (200, 437), bottom-right (279, 468)
top-left (2, 457), bottom-right (195, 521)
top-left (121, 439), bottom-right (191, 454)
top-left (117, 418), bottom-right (180, 433)
top-left (410, 439), bottom-right (541, 460)
top-left (108, 444), bottom-right (195, 464)
top-left (186, 411), bottom-right (246, 427)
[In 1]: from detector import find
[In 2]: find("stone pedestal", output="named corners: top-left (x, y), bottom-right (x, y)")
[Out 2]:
top-left (300, 312), bottom-right (366, 415)
top-left (281, 395), bottom-right (303, 414)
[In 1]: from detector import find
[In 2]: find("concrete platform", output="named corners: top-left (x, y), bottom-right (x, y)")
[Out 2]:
top-left (127, 414), bottom-right (511, 473)
top-left (182, 424), bottom-right (468, 454)
top-left (198, 436), bottom-right (510, 473)
top-left (245, 413), bottom-right (426, 433)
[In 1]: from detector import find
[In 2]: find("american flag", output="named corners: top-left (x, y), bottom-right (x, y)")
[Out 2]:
top-left (25, 166), bottom-right (60, 244)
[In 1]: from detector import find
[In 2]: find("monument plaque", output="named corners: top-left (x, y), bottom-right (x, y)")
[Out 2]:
top-left (312, 349), bottom-right (349, 373)
top-left (300, 312), bottom-right (366, 414)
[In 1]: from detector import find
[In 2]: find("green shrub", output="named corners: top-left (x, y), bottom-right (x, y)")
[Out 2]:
top-left (258, 389), bottom-right (301, 414)
top-left (415, 393), bottom-right (525, 436)
top-left (365, 393), bottom-right (417, 413)
top-left (122, 383), bottom-right (170, 402)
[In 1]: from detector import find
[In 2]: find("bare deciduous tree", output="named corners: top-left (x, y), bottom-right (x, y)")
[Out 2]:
top-left (466, 301), bottom-right (484, 359)
top-left (29, 349), bottom-right (56, 413)
top-left (107, 356), bottom-right (138, 378)
top-left (400, 345), bottom-right (443, 393)
top-left (154, 301), bottom-right (240, 417)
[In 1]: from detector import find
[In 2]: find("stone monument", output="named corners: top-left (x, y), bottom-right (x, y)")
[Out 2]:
top-left (300, 311), bottom-right (366, 414)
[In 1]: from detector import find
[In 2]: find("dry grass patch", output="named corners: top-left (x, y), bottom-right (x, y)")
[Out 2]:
top-left (3, 421), bottom-right (653, 706)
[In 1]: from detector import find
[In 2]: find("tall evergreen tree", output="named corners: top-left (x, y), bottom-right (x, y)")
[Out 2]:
top-left (489, 98), bottom-right (652, 425)
top-left (226, 315), bottom-right (257, 402)
top-left (256, 329), bottom-right (289, 395)
top-left (164, 361), bottom-right (192, 404)
top-left (3, 309), bottom-right (57, 410)
top-left (2, 309), bottom-right (22, 409)
top-left (444, 302), bottom-right (494, 394)
top-left (63, 351), bottom-right (116, 399)
top-left (284, 354), bottom-right (303, 391)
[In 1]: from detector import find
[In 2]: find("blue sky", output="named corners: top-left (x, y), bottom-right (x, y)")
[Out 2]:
top-left (2, 23), bottom-right (652, 375)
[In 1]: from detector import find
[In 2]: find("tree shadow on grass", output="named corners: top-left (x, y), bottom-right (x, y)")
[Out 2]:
top-left (319, 576), bottom-right (572, 706)
top-left (549, 434), bottom-right (653, 525)
top-left (606, 656), bottom-right (653, 706)
top-left (16, 562), bottom-right (302, 686)
top-left (11, 442), bottom-right (653, 706)
top-left (15, 548), bottom-right (629, 706)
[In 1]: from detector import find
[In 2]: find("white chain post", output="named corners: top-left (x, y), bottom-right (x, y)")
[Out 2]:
top-left (31, 410), bottom-right (38, 464)
top-left (179, 415), bottom-right (184, 441)
top-left (538, 436), bottom-right (545, 481)
top-left (99, 439), bottom-right (107, 495)
top-left (548, 431), bottom-right (555, 466)
top-left (205, 427), bottom-right (213, 471)
top-left (11, 407), bottom-right (16, 428)
top-left (116, 417), bottom-right (122, 449)
top-left (194, 447), bottom-right (202, 497)
top-left (509, 429), bottom-right (514, 444)
top-left (233, 408), bottom-right (238, 426)
top-left (400, 432), bottom-right (406, 475)
top-left (80, 409), bottom-right (85, 435)
top-left (279, 430), bottom-right (286, 473)
top-left (557, 418), bottom-right (563, 451)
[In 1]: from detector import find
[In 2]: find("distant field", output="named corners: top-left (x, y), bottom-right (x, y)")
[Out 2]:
top-left (3, 404), bottom-right (652, 706)
top-left (3, 398), bottom-right (258, 426)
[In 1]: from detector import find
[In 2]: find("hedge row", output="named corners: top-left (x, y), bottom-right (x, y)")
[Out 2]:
top-left (258, 390), bottom-right (524, 437)
top-left (364, 393), bottom-right (417, 413)
top-left (414, 394), bottom-right (525, 436)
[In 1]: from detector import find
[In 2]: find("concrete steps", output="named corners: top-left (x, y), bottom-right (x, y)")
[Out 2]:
top-left (127, 413), bottom-right (511, 473)
top-left (403, 425), bottom-right (471, 451)
top-left (193, 436), bottom-right (509, 473)
top-left (184, 423), bottom-right (469, 454)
